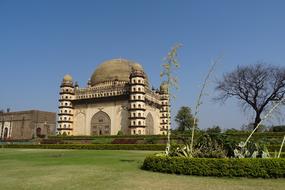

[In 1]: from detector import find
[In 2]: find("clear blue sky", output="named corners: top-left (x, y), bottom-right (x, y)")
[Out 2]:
top-left (0, 0), bottom-right (285, 129)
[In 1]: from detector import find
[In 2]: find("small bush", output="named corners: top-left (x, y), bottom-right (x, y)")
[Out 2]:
top-left (117, 130), bottom-right (124, 136)
top-left (142, 156), bottom-right (285, 178)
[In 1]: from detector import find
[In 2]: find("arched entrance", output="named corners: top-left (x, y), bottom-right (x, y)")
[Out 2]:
top-left (36, 128), bottom-right (42, 137)
top-left (91, 111), bottom-right (111, 136)
top-left (145, 113), bottom-right (154, 135)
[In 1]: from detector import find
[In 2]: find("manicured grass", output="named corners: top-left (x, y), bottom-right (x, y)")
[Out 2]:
top-left (0, 149), bottom-right (284, 190)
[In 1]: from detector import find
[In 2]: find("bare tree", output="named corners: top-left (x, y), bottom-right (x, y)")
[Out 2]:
top-left (215, 63), bottom-right (285, 129)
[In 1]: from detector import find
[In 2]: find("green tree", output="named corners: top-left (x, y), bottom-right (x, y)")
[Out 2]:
top-left (269, 125), bottom-right (285, 132)
top-left (206, 125), bottom-right (222, 133)
top-left (175, 106), bottom-right (195, 132)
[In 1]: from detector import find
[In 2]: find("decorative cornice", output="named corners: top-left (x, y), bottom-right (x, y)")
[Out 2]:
top-left (128, 125), bottom-right (146, 128)
top-left (57, 120), bottom-right (73, 123)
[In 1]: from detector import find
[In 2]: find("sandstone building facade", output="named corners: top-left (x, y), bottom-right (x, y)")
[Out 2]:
top-left (57, 59), bottom-right (169, 136)
top-left (0, 110), bottom-right (56, 140)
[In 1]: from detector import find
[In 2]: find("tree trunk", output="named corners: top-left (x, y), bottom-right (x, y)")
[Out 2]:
top-left (253, 113), bottom-right (261, 129)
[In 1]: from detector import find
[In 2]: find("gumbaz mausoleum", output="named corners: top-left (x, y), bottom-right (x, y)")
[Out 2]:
top-left (57, 58), bottom-right (169, 136)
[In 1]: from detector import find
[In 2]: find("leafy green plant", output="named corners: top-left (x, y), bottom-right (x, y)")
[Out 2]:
top-left (169, 132), bottom-right (226, 158)
top-left (194, 133), bottom-right (226, 158)
top-left (234, 141), bottom-right (270, 158)
top-left (169, 142), bottom-right (193, 158)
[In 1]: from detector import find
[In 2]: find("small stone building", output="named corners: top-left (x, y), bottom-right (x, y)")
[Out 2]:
top-left (57, 58), bottom-right (170, 136)
top-left (0, 110), bottom-right (56, 140)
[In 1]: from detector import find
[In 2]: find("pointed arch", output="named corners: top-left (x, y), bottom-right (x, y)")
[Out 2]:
top-left (145, 113), bottom-right (154, 135)
top-left (36, 128), bottom-right (42, 137)
top-left (91, 111), bottom-right (111, 136)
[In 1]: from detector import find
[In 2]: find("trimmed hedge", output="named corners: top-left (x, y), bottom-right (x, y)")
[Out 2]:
top-left (225, 132), bottom-right (285, 138)
top-left (49, 132), bottom-right (285, 139)
top-left (2, 144), bottom-right (166, 151)
top-left (142, 156), bottom-right (285, 178)
top-left (48, 135), bottom-right (168, 140)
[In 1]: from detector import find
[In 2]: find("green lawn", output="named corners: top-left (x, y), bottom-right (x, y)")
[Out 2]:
top-left (0, 149), bottom-right (284, 190)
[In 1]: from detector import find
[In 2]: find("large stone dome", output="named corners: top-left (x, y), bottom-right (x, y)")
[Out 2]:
top-left (90, 58), bottom-right (147, 86)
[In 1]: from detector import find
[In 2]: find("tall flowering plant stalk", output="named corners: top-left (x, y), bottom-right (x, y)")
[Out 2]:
top-left (278, 135), bottom-right (285, 158)
top-left (160, 43), bottom-right (182, 155)
top-left (190, 57), bottom-right (220, 154)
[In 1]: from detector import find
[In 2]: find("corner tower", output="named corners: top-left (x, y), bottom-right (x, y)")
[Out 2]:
top-left (159, 82), bottom-right (170, 135)
top-left (57, 74), bottom-right (74, 135)
top-left (129, 64), bottom-right (146, 135)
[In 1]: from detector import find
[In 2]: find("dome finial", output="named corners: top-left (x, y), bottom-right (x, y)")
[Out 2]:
top-left (63, 74), bottom-right (73, 82)
top-left (160, 81), bottom-right (168, 93)
top-left (132, 63), bottom-right (144, 71)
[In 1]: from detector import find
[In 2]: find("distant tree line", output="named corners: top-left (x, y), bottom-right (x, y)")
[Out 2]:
top-left (173, 106), bottom-right (285, 133)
